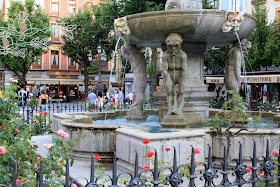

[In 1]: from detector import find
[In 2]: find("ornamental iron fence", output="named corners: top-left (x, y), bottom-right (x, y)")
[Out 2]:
top-left (1, 140), bottom-right (280, 187)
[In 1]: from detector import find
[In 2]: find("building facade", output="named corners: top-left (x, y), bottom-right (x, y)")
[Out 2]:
top-left (0, 0), bottom-right (117, 100)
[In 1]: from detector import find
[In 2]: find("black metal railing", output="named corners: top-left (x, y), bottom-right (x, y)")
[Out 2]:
top-left (2, 140), bottom-right (280, 186)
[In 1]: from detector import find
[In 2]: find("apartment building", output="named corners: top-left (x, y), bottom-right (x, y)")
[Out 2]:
top-left (1, 0), bottom-right (114, 99)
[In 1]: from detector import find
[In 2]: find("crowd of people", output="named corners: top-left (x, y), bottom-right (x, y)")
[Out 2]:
top-left (87, 88), bottom-right (136, 112)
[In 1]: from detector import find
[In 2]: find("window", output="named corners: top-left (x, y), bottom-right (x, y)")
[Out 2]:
top-left (51, 50), bottom-right (59, 69)
top-left (277, 9), bottom-right (280, 23)
top-left (33, 56), bottom-right (41, 69)
top-left (51, 0), bottom-right (59, 16)
top-left (69, 0), bottom-right (76, 15)
top-left (68, 57), bottom-right (76, 69)
top-left (51, 24), bottom-right (59, 41)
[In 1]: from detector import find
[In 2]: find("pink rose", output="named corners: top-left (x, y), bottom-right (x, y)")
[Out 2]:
top-left (0, 146), bottom-right (7, 155)
top-left (57, 129), bottom-right (70, 140)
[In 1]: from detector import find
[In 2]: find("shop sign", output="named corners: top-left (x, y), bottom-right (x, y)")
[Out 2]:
top-left (60, 81), bottom-right (83, 85)
top-left (205, 77), bottom-right (224, 83)
top-left (41, 80), bottom-right (59, 84)
top-left (242, 75), bottom-right (280, 83)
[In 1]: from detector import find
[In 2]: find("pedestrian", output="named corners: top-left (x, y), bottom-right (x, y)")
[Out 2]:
top-left (97, 95), bottom-right (103, 112)
top-left (16, 83), bottom-right (29, 116)
top-left (88, 89), bottom-right (97, 112)
top-left (263, 92), bottom-right (267, 104)
top-left (114, 89), bottom-right (119, 108)
top-left (39, 90), bottom-right (48, 112)
top-left (118, 88), bottom-right (124, 108)
top-left (128, 92), bottom-right (133, 104)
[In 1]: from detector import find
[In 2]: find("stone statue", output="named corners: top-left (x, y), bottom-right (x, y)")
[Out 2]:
top-left (222, 11), bottom-right (244, 33)
top-left (121, 43), bottom-right (147, 113)
top-left (114, 17), bottom-right (131, 36)
top-left (162, 33), bottom-right (187, 115)
top-left (225, 39), bottom-right (252, 94)
top-left (165, 0), bottom-right (202, 10)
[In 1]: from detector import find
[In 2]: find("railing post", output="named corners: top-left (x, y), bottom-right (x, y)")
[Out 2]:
top-left (169, 147), bottom-right (183, 187)
top-left (12, 160), bottom-right (17, 187)
top-left (65, 156), bottom-right (70, 187)
top-left (90, 153), bottom-right (95, 183)
top-left (151, 150), bottom-right (161, 187)
top-left (187, 146), bottom-right (197, 187)
top-left (220, 144), bottom-right (230, 186)
top-left (39, 158), bottom-right (44, 187)
top-left (109, 152), bottom-right (119, 187)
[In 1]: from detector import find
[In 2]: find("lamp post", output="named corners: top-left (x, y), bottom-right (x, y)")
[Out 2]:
top-left (87, 45), bottom-right (107, 96)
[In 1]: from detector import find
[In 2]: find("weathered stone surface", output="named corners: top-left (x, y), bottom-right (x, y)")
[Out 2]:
top-left (117, 10), bottom-right (256, 47)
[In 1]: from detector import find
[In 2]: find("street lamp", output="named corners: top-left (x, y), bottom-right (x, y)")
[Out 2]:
top-left (88, 46), bottom-right (107, 96)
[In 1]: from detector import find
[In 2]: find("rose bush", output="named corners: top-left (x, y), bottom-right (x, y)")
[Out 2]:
top-left (0, 82), bottom-right (83, 185)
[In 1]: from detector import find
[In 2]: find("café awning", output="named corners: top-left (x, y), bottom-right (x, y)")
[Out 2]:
top-left (241, 75), bottom-right (280, 83)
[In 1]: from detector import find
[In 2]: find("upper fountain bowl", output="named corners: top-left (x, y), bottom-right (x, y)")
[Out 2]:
top-left (118, 10), bottom-right (256, 47)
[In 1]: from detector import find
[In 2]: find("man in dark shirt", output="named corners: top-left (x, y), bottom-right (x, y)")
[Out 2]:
top-left (16, 83), bottom-right (29, 116)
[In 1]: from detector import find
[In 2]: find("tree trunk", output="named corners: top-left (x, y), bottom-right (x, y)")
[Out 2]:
top-left (84, 65), bottom-right (89, 99)
top-left (150, 48), bottom-right (158, 104)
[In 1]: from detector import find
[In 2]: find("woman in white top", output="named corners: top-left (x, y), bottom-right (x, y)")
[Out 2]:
top-left (263, 92), bottom-right (267, 104)
top-left (114, 89), bottom-right (119, 108)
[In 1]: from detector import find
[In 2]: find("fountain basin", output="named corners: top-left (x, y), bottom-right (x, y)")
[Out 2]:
top-left (122, 10), bottom-right (256, 47)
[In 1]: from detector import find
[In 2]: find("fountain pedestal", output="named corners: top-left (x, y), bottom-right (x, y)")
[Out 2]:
top-left (125, 108), bottom-right (147, 122)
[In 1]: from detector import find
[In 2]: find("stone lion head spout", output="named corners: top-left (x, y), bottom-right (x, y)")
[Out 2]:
top-left (114, 17), bottom-right (131, 36)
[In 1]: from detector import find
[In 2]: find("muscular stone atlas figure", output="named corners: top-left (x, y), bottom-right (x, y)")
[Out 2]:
top-left (162, 33), bottom-right (187, 116)
top-left (121, 43), bottom-right (147, 112)
top-left (225, 39), bottom-right (252, 94)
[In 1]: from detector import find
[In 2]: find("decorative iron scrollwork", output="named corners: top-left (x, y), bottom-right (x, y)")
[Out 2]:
top-left (235, 165), bottom-right (247, 177)
top-left (85, 182), bottom-right (99, 187)
top-left (127, 178), bottom-right (144, 187)
top-left (205, 168), bottom-right (217, 182)
top-left (169, 172), bottom-right (183, 186)
top-left (261, 161), bottom-right (274, 173)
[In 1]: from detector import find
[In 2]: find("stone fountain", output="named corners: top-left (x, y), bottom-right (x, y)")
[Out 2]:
top-left (114, 0), bottom-right (256, 127)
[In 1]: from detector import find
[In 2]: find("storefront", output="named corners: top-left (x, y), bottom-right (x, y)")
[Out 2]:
top-left (241, 75), bottom-right (280, 105)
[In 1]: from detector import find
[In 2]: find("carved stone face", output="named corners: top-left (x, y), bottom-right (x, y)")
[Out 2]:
top-left (165, 0), bottom-right (181, 10)
top-left (165, 33), bottom-right (183, 55)
top-left (114, 17), bottom-right (131, 36)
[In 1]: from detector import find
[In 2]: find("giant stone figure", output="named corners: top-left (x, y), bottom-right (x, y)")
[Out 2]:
top-left (121, 43), bottom-right (147, 120)
top-left (225, 39), bottom-right (252, 94)
top-left (162, 33), bottom-right (187, 116)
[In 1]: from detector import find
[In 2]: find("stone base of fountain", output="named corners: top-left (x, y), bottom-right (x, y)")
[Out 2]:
top-left (125, 108), bottom-right (147, 122)
top-left (157, 79), bottom-right (216, 127)
top-left (160, 114), bottom-right (187, 128)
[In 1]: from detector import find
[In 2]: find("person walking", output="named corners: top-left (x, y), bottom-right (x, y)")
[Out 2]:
top-left (88, 90), bottom-right (97, 112)
top-left (128, 92), bottom-right (133, 105)
top-left (114, 89), bottom-right (119, 108)
top-left (118, 88), bottom-right (124, 108)
top-left (16, 83), bottom-right (29, 116)
top-left (39, 90), bottom-right (49, 112)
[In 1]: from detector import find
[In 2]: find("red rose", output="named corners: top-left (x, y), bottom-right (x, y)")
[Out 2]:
top-left (39, 112), bottom-right (43, 115)
top-left (0, 126), bottom-right (2, 128)
top-left (16, 179), bottom-right (21, 184)
top-left (24, 178), bottom-right (29, 182)
top-left (246, 168), bottom-right (252, 173)
top-left (165, 147), bottom-right (171, 151)
top-left (189, 157), bottom-right (198, 163)
top-left (142, 166), bottom-right (150, 171)
top-left (194, 148), bottom-right (200, 154)
top-left (259, 171), bottom-right (264, 173)
top-left (143, 140), bottom-right (150, 144)
top-left (272, 152), bottom-right (279, 156)
top-left (15, 128), bottom-right (19, 132)
top-left (43, 111), bottom-right (48, 115)
top-left (94, 155), bottom-right (101, 160)
top-left (57, 109), bottom-right (60, 112)
top-left (147, 152), bottom-right (155, 158)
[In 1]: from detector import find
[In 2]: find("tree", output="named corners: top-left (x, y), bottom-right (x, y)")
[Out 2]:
top-left (93, 0), bottom-right (164, 99)
top-left (247, 3), bottom-right (280, 71)
top-left (60, 8), bottom-right (103, 98)
top-left (202, 0), bottom-right (214, 9)
top-left (204, 45), bottom-right (231, 74)
top-left (0, 0), bottom-right (50, 85)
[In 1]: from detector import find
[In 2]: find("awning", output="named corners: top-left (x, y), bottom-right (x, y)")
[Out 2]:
top-left (241, 75), bottom-right (280, 83)
top-left (205, 77), bottom-right (224, 84)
